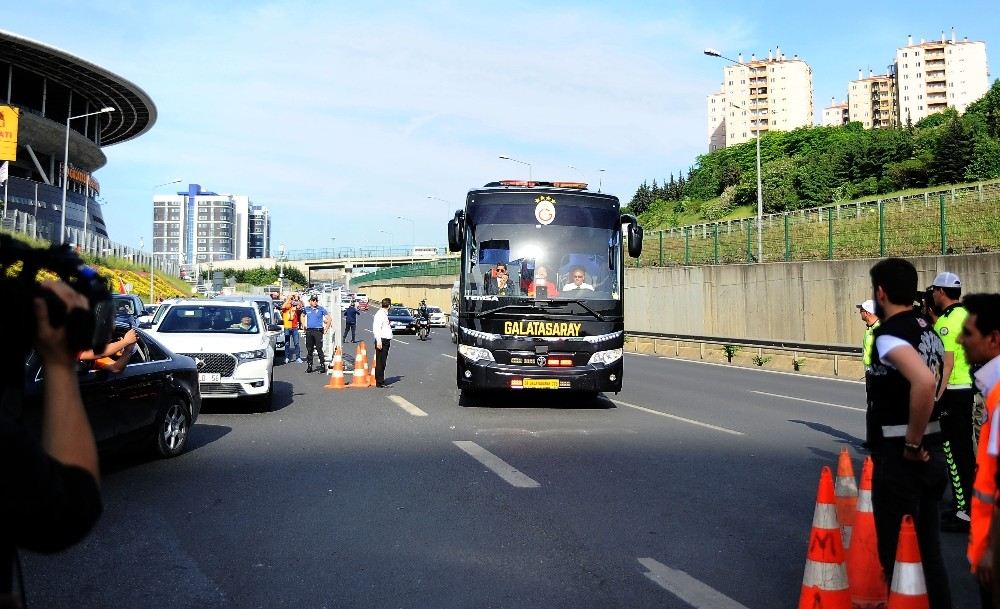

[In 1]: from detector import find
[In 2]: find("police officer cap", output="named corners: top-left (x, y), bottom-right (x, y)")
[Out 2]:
top-left (855, 299), bottom-right (875, 314)
top-left (931, 272), bottom-right (961, 289)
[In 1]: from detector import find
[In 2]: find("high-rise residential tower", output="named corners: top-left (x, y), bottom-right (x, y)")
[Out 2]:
top-left (895, 30), bottom-right (988, 125)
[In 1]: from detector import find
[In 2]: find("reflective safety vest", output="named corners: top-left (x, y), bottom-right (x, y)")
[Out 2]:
top-left (968, 382), bottom-right (1000, 571)
top-left (863, 321), bottom-right (880, 368)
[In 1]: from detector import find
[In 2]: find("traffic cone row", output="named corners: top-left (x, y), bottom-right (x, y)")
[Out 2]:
top-left (324, 342), bottom-right (377, 389)
top-left (799, 451), bottom-right (932, 609)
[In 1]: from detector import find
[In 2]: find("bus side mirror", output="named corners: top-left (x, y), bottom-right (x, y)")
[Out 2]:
top-left (448, 218), bottom-right (462, 252)
top-left (628, 224), bottom-right (643, 258)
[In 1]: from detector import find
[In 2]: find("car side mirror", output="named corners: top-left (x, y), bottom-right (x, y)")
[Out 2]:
top-left (138, 321), bottom-right (153, 330)
top-left (268, 324), bottom-right (282, 332)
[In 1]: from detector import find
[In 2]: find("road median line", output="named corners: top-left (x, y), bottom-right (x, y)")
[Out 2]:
top-left (453, 441), bottom-right (541, 488)
top-left (749, 390), bottom-right (864, 412)
top-left (388, 395), bottom-right (428, 417)
top-left (611, 399), bottom-right (744, 436)
top-left (638, 558), bottom-right (750, 609)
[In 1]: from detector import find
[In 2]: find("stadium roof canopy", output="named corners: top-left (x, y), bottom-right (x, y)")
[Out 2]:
top-left (0, 29), bottom-right (156, 145)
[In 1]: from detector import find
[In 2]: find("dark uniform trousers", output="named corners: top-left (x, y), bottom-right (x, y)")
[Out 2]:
top-left (305, 328), bottom-right (326, 370)
top-left (871, 443), bottom-right (952, 609)
top-left (375, 339), bottom-right (391, 386)
top-left (938, 387), bottom-right (976, 513)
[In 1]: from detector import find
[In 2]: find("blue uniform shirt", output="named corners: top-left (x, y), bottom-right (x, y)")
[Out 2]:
top-left (344, 305), bottom-right (360, 324)
top-left (302, 305), bottom-right (328, 329)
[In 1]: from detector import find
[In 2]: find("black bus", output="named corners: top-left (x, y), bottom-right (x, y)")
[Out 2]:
top-left (447, 180), bottom-right (642, 397)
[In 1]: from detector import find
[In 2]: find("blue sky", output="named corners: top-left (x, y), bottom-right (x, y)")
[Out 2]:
top-left (10, 1), bottom-right (1000, 253)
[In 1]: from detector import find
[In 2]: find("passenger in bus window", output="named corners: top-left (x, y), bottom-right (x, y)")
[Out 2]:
top-left (485, 263), bottom-right (518, 296)
top-left (528, 266), bottom-right (559, 298)
top-left (562, 267), bottom-right (594, 292)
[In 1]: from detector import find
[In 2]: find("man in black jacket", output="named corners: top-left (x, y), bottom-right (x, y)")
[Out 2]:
top-left (2, 281), bottom-right (103, 605)
top-left (866, 258), bottom-right (951, 609)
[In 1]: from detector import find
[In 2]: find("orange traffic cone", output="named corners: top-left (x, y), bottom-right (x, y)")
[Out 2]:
top-left (799, 466), bottom-right (851, 609)
top-left (847, 456), bottom-right (888, 609)
top-left (324, 346), bottom-right (347, 390)
top-left (368, 345), bottom-right (378, 387)
top-left (835, 447), bottom-right (859, 549)
top-left (886, 515), bottom-right (928, 609)
top-left (350, 342), bottom-right (370, 388)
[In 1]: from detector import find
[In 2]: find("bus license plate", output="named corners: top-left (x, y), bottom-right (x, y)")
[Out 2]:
top-left (521, 378), bottom-right (559, 389)
top-left (199, 373), bottom-right (221, 383)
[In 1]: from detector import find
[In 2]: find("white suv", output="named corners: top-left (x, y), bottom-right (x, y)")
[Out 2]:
top-left (152, 300), bottom-right (276, 410)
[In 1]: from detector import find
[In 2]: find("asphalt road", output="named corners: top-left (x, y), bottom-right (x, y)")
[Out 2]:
top-left (23, 328), bottom-right (980, 608)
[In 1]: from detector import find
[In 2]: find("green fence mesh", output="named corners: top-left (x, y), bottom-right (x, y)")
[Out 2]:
top-left (353, 258), bottom-right (460, 284)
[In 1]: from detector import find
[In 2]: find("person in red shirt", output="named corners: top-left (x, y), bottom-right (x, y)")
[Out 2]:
top-left (527, 265), bottom-right (559, 298)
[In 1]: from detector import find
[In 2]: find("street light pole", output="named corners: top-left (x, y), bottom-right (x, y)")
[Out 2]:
top-left (396, 216), bottom-right (415, 252)
top-left (499, 155), bottom-right (532, 180)
top-left (150, 179), bottom-right (183, 301)
top-left (61, 107), bottom-right (115, 244)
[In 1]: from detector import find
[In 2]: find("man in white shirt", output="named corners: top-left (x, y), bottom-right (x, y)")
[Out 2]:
top-left (372, 297), bottom-right (393, 388)
top-left (562, 266), bottom-right (594, 292)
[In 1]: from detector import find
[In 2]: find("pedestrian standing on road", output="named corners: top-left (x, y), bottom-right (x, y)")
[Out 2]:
top-left (930, 272), bottom-right (977, 533)
top-left (300, 295), bottom-right (330, 373)
top-left (281, 294), bottom-right (303, 363)
top-left (955, 293), bottom-right (1000, 608)
top-left (372, 297), bottom-right (393, 388)
top-left (866, 258), bottom-right (951, 609)
top-left (343, 300), bottom-right (360, 343)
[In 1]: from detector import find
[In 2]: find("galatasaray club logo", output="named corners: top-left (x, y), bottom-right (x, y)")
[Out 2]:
top-left (534, 196), bottom-right (556, 225)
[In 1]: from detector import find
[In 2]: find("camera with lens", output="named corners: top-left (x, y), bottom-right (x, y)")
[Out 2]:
top-left (1, 234), bottom-right (115, 386)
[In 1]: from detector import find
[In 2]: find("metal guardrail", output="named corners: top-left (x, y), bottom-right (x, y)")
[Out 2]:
top-left (626, 331), bottom-right (861, 376)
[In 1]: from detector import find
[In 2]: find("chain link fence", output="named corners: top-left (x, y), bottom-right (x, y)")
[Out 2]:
top-left (634, 180), bottom-right (1000, 266)
top-left (353, 258), bottom-right (459, 284)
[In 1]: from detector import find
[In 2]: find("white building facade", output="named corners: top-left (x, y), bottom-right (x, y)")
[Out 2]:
top-left (706, 48), bottom-right (814, 149)
top-left (822, 98), bottom-right (850, 126)
top-left (848, 70), bottom-right (898, 129)
top-left (895, 31), bottom-right (989, 125)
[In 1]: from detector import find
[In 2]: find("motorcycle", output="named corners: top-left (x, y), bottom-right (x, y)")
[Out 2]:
top-left (416, 315), bottom-right (431, 341)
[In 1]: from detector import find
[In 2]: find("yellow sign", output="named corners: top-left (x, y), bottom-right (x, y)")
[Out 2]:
top-left (522, 378), bottom-right (560, 389)
top-left (0, 105), bottom-right (18, 161)
top-left (503, 320), bottom-right (582, 337)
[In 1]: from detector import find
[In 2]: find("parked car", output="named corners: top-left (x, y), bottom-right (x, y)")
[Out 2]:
top-left (152, 300), bottom-right (277, 410)
top-left (213, 295), bottom-right (285, 356)
top-left (21, 324), bottom-right (201, 458)
top-left (136, 303), bottom-right (160, 325)
top-left (387, 306), bottom-right (417, 334)
top-left (426, 306), bottom-right (446, 327)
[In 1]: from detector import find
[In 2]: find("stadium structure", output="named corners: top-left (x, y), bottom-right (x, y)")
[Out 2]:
top-left (0, 29), bottom-right (155, 242)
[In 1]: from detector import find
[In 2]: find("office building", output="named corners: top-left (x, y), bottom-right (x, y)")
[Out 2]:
top-left (153, 183), bottom-right (271, 272)
top-left (706, 47), bottom-right (814, 149)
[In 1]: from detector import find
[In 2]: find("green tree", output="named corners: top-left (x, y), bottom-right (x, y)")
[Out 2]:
top-left (930, 118), bottom-right (974, 185)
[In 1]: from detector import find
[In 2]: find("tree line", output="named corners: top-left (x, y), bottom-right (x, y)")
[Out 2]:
top-left (200, 265), bottom-right (307, 286)
top-left (627, 79), bottom-right (1000, 225)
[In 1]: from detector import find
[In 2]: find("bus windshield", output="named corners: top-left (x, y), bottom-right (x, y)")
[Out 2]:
top-left (462, 194), bottom-right (621, 304)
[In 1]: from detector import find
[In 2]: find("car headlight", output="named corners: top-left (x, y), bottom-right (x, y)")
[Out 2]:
top-left (458, 344), bottom-right (495, 363)
top-left (587, 348), bottom-right (623, 365)
top-left (235, 349), bottom-right (267, 361)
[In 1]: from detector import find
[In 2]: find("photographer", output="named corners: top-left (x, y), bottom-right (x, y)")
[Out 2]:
top-left (2, 280), bottom-right (103, 606)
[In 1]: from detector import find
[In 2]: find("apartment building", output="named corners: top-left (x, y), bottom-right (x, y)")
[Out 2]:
top-left (153, 183), bottom-right (271, 271)
top-left (848, 70), bottom-right (898, 129)
top-left (895, 31), bottom-right (989, 126)
top-left (822, 98), bottom-right (849, 126)
top-left (706, 47), bottom-right (814, 149)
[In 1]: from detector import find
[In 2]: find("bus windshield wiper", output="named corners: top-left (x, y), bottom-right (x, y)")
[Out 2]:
top-left (536, 299), bottom-right (606, 321)
top-left (473, 303), bottom-right (544, 319)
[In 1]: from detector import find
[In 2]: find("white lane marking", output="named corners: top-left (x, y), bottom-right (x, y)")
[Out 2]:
top-left (388, 395), bottom-right (428, 417)
top-left (749, 390), bottom-right (865, 412)
top-left (452, 441), bottom-right (541, 488)
top-left (639, 558), bottom-right (750, 609)
top-left (611, 400), bottom-right (744, 436)
top-left (624, 351), bottom-right (865, 385)
top-left (442, 353), bottom-right (457, 360)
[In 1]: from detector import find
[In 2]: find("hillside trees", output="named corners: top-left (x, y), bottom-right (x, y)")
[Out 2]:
top-left (627, 79), bottom-right (1000, 227)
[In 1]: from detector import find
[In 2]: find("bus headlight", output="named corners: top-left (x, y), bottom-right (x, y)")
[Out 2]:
top-left (458, 345), bottom-right (495, 363)
top-left (587, 348), bottom-right (622, 365)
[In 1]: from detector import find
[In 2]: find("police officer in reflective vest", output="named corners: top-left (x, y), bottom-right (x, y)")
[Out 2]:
top-left (958, 294), bottom-right (1000, 608)
top-left (866, 258), bottom-right (951, 609)
top-left (930, 272), bottom-right (976, 532)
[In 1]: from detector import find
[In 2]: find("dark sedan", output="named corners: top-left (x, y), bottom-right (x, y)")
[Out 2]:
top-left (387, 306), bottom-right (417, 334)
top-left (21, 325), bottom-right (201, 458)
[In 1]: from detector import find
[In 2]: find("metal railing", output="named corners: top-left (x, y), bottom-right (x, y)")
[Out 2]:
top-left (626, 330), bottom-right (861, 376)
top-left (285, 246), bottom-right (448, 260)
top-left (352, 258), bottom-right (460, 284)
top-left (634, 180), bottom-right (1000, 267)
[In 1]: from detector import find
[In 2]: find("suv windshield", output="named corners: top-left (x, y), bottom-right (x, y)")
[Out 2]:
top-left (158, 305), bottom-right (260, 334)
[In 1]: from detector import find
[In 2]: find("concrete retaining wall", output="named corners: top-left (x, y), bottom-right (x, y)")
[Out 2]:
top-left (356, 253), bottom-right (1000, 346)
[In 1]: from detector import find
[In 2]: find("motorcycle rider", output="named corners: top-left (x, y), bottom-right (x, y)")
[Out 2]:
top-left (418, 299), bottom-right (429, 322)
top-left (417, 299), bottom-right (431, 340)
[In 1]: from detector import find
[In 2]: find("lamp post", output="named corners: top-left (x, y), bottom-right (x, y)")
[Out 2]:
top-left (499, 155), bottom-right (532, 180)
top-left (278, 242), bottom-right (287, 292)
top-left (598, 169), bottom-right (606, 193)
top-left (704, 49), bottom-right (763, 262)
top-left (150, 179), bottom-right (183, 298)
top-left (60, 107), bottom-right (114, 244)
